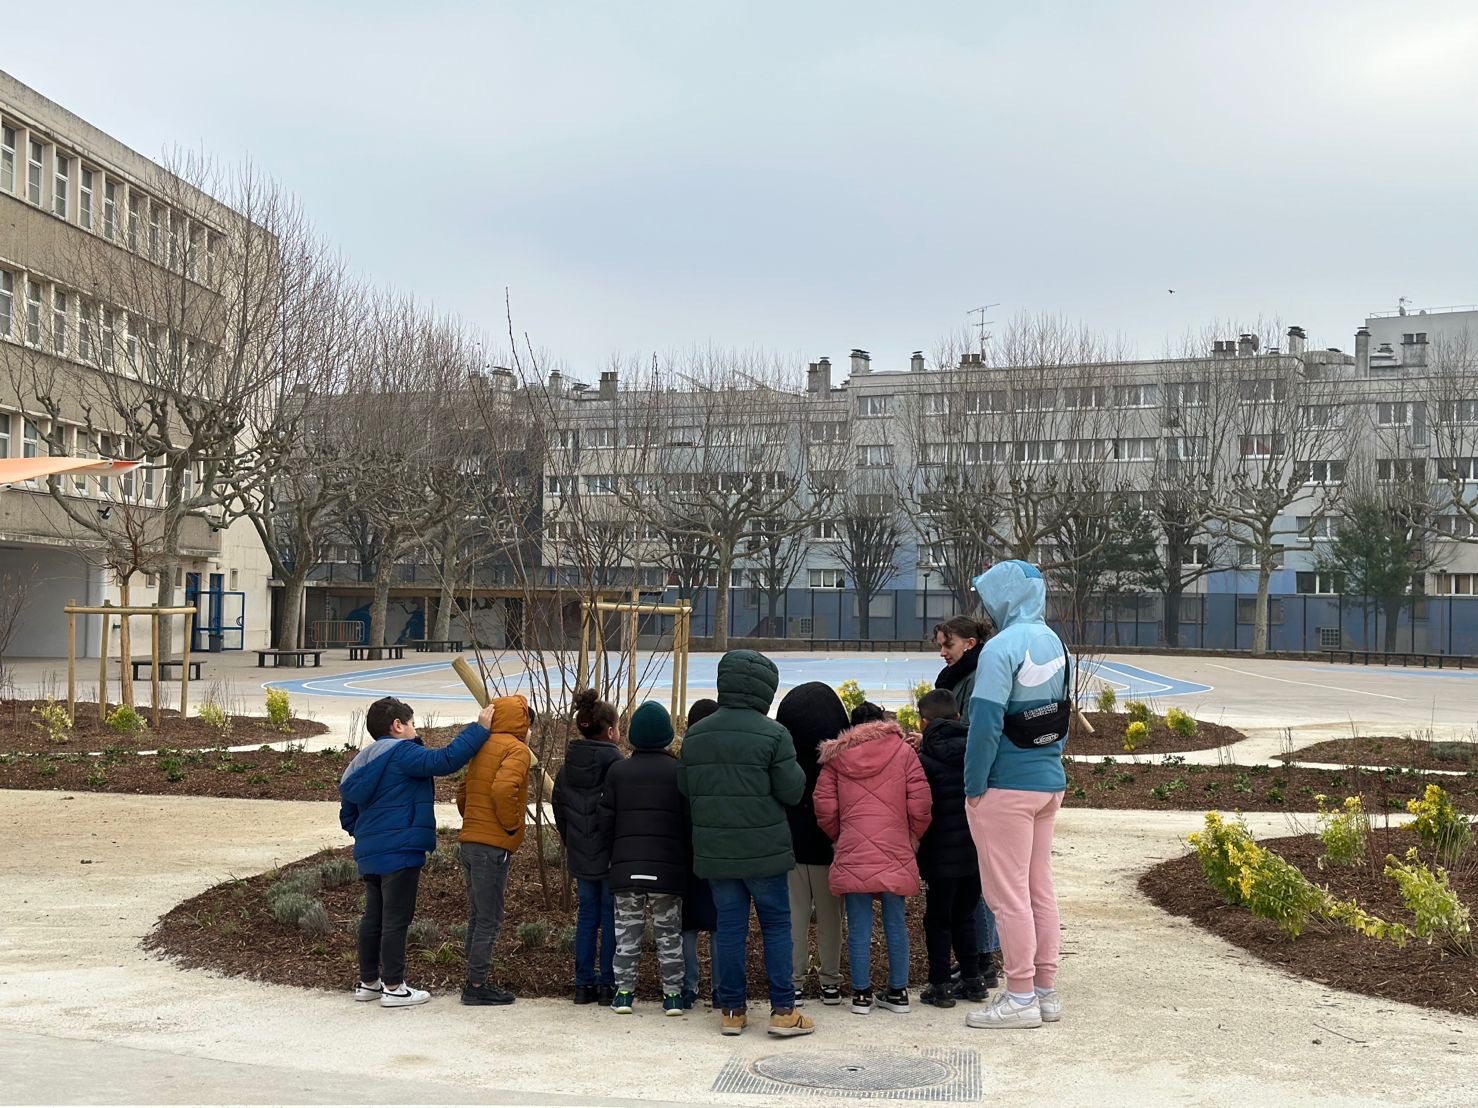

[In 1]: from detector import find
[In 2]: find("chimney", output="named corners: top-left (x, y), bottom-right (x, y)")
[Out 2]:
top-left (850, 349), bottom-right (871, 376)
top-left (1355, 327), bottom-right (1371, 376)
top-left (1286, 326), bottom-right (1306, 356)
top-left (548, 369), bottom-right (564, 393)
top-left (806, 361), bottom-right (820, 394)
top-left (1403, 331), bottom-right (1429, 368)
top-left (1212, 340), bottom-right (1233, 359)
top-left (910, 350), bottom-right (926, 373)
top-left (598, 369), bottom-right (617, 400)
top-left (1237, 333), bottom-right (1259, 357)
top-left (816, 357), bottom-right (832, 392)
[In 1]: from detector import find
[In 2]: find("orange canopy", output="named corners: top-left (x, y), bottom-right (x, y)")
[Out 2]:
top-left (0, 457), bottom-right (141, 484)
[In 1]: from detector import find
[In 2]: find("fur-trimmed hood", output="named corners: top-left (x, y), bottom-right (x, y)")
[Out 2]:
top-left (819, 719), bottom-right (906, 777)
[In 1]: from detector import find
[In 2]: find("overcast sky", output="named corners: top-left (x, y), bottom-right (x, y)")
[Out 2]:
top-left (7, 1), bottom-right (1478, 379)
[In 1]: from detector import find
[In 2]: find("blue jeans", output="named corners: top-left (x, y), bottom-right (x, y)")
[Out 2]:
top-left (976, 896), bottom-right (1000, 953)
top-left (710, 874), bottom-right (794, 1012)
top-left (574, 878), bottom-right (615, 988)
top-left (682, 929), bottom-right (724, 997)
top-left (845, 892), bottom-right (909, 992)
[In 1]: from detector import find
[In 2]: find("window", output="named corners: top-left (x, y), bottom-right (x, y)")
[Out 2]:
top-left (1015, 388), bottom-right (1054, 412)
top-left (1114, 437), bottom-right (1155, 461)
top-left (584, 426), bottom-right (615, 448)
top-left (1376, 401), bottom-right (1410, 427)
top-left (1063, 439), bottom-right (1109, 462)
top-left (858, 443), bottom-right (894, 468)
top-left (1435, 513), bottom-right (1477, 539)
top-left (1297, 515), bottom-right (1338, 540)
top-left (1014, 440), bottom-right (1058, 463)
top-left (1238, 434), bottom-right (1285, 458)
top-left (808, 568), bottom-right (845, 588)
top-left (1114, 383), bottom-right (1159, 408)
top-left (814, 519), bottom-right (840, 541)
top-left (922, 393), bottom-right (950, 416)
top-left (168, 212), bottom-right (183, 270)
top-left (1432, 573), bottom-right (1478, 595)
top-left (78, 168), bottom-right (94, 230)
top-left (1237, 597), bottom-right (1284, 625)
top-left (1164, 436), bottom-right (1207, 460)
top-left (583, 474), bottom-right (614, 495)
top-left (1307, 459), bottom-right (1345, 484)
top-left (1296, 572), bottom-right (1341, 595)
top-left (148, 202), bottom-right (162, 260)
top-left (545, 475), bottom-right (567, 495)
top-left (22, 417), bottom-right (40, 458)
top-left (24, 280), bottom-right (42, 346)
top-left (26, 139), bottom-right (43, 205)
top-left (0, 124), bottom-right (14, 192)
top-left (53, 153), bottom-right (69, 218)
top-left (0, 413), bottom-right (9, 457)
top-left (78, 300), bottom-right (94, 361)
top-left (1181, 544), bottom-right (1209, 567)
top-left (857, 394), bottom-right (892, 418)
top-left (104, 180), bottom-right (119, 240)
top-left (1299, 404), bottom-right (1340, 429)
top-left (964, 441), bottom-right (1011, 463)
top-left (142, 460), bottom-right (156, 504)
top-left (1239, 378), bottom-right (1287, 404)
top-left (125, 316), bottom-right (140, 373)
top-left (100, 308), bottom-right (115, 367)
top-left (1061, 386), bottom-right (1105, 410)
top-left (1237, 544), bottom-right (1283, 568)
top-left (0, 269), bottom-right (13, 337)
top-left (127, 192), bottom-right (141, 250)
top-left (206, 233), bottom-right (220, 283)
top-left (1438, 457), bottom-right (1478, 482)
top-left (1377, 458), bottom-right (1426, 482)
top-left (1437, 399), bottom-right (1478, 425)
top-left (855, 493), bottom-right (893, 515)
top-left (964, 389), bottom-right (1007, 414)
top-left (1169, 381), bottom-right (1209, 407)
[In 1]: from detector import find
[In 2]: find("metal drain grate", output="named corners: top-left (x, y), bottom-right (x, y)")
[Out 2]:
top-left (712, 1048), bottom-right (980, 1101)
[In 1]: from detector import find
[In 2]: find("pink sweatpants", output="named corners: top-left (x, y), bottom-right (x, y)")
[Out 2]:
top-left (967, 789), bottom-right (1063, 995)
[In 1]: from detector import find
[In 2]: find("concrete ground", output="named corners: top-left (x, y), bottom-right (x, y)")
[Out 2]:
top-left (1, 790), bottom-right (1474, 1107)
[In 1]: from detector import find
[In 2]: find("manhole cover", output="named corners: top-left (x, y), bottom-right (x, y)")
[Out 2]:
top-left (714, 1048), bottom-right (980, 1101)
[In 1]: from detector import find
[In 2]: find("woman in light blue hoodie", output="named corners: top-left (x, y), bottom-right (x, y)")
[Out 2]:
top-left (961, 560), bottom-right (1069, 1031)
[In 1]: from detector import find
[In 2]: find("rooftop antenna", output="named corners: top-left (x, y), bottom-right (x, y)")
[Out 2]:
top-left (969, 304), bottom-right (998, 355)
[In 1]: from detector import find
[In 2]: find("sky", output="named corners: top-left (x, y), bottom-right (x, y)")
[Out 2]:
top-left (7, 0), bottom-right (1478, 381)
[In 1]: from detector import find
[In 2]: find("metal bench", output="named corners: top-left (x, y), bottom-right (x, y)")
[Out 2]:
top-left (1324, 649), bottom-right (1474, 670)
top-left (348, 645), bottom-right (405, 661)
top-left (256, 648), bottom-right (325, 668)
top-left (131, 658), bottom-right (204, 681)
top-left (412, 639), bottom-right (465, 653)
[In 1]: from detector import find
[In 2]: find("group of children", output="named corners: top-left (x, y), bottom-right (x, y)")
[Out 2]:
top-left (339, 559), bottom-right (1070, 1035)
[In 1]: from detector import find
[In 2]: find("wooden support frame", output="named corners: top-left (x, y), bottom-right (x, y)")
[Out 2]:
top-left (64, 601), bottom-right (199, 727)
top-left (583, 597), bottom-right (693, 724)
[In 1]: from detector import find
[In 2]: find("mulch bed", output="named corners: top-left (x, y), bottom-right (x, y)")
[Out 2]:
top-left (0, 699), bottom-right (328, 754)
top-left (146, 831), bottom-right (962, 1001)
top-left (1068, 711), bottom-right (1245, 756)
top-left (1140, 827), bottom-right (1477, 1018)
top-left (1281, 736), bottom-right (1478, 773)
top-left (1062, 758), bottom-right (1478, 813)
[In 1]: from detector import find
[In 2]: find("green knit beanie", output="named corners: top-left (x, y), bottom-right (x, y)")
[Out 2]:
top-left (628, 701), bottom-right (675, 750)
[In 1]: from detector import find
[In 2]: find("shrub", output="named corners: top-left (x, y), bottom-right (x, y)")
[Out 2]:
top-left (911, 679), bottom-right (933, 705)
top-left (1187, 812), bottom-right (1258, 905)
top-left (835, 680), bottom-right (866, 714)
top-left (894, 704), bottom-right (921, 733)
top-left (84, 765), bottom-right (108, 789)
top-left (198, 702), bottom-right (233, 739)
top-left (1123, 720), bottom-right (1149, 753)
top-left (1406, 784), bottom-right (1473, 865)
top-left (265, 688), bottom-right (292, 731)
top-left (407, 919), bottom-right (443, 947)
top-left (269, 869), bottom-right (322, 900)
top-left (267, 891), bottom-right (315, 926)
top-left (1165, 707), bottom-right (1197, 739)
top-left (297, 900), bottom-right (332, 938)
top-left (1315, 795), bottom-right (1367, 868)
top-left (517, 920), bottom-right (551, 948)
top-left (1385, 848), bottom-right (1473, 957)
top-left (1095, 686), bottom-right (1118, 714)
top-left (538, 826), bottom-right (562, 867)
top-left (556, 924), bottom-right (577, 952)
top-left (105, 704), bottom-right (146, 735)
top-left (32, 699), bottom-right (73, 744)
top-left (1124, 700), bottom-right (1152, 725)
top-left (37, 761), bottom-right (58, 778)
top-left (317, 857), bottom-right (358, 888)
top-left (425, 842), bottom-right (459, 871)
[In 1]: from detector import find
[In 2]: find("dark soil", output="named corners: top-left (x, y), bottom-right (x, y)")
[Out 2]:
top-left (1140, 827), bottom-right (1478, 1018)
top-left (1281, 736), bottom-right (1478, 773)
top-left (146, 830), bottom-right (965, 1000)
top-left (1068, 711), bottom-right (1245, 756)
top-left (1061, 757), bottom-right (1478, 813)
top-left (1, 699), bottom-right (328, 753)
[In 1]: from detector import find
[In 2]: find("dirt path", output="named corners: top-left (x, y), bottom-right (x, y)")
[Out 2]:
top-left (1, 790), bottom-right (1472, 1106)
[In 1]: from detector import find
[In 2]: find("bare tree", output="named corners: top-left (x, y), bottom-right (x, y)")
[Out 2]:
top-left (744, 515), bottom-right (813, 637)
top-left (1425, 330), bottom-right (1478, 540)
top-left (833, 482), bottom-right (906, 638)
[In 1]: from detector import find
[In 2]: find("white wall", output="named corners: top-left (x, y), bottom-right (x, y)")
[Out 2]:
top-left (0, 543), bottom-right (94, 658)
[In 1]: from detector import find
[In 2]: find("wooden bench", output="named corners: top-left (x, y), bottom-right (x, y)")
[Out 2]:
top-left (1324, 649), bottom-right (1475, 670)
top-left (348, 645), bottom-right (405, 661)
top-left (412, 639), bottom-right (465, 653)
top-left (255, 648), bottom-right (325, 668)
top-left (131, 658), bottom-right (204, 681)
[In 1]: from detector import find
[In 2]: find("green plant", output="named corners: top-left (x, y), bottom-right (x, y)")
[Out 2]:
top-left (1071, 786), bottom-right (1086, 799)
top-left (1406, 784), bottom-right (1473, 865)
top-left (1124, 700), bottom-right (1152, 725)
top-left (32, 699), bottom-right (72, 744)
top-left (1095, 685), bottom-right (1118, 714)
top-left (105, 704), bottom-right (146, 735)
top-left (835, 680), bottom-right (866, 714)
top-left (298, 900), bottom-right (332, 938)
top-left (1123, 720), bottom-right (1149, 753)
top-left (198, 702), bottom-right (233, 739)
top-left (911, 679), bottom-right (933, 705)
top-left (431, 941), bottom-right (463, 966)
top-left (1164, 707), bottom-right (1198, 739)
top-left (517, 920), bottom-right (550, 948)
top-left (556, 924), bottom-right (577, 952)
top-left (1315, 795), bottom-right (1368, 868)
top-left (1266, 785), bottom-right (1285, 806)
top-left (407, 918), bottom-right (444, 947)
top-left (1186, 812), bottom-right (1325, 938)
top-left (267, 891), bottom-right (315, 926)
top-left (317, 858), bottom-right (358, 888)
top-left (1232, 774), bottom-right (1252, 794)
top-left (894, 704), bottom-right (921, 732)
top-left (269, 869), bottom-right (322, 900)
top-left (265, 688), bottom-right (292, 731)
top-left (84, 765), bottom-right (108, 789)
top-left (1384, 848), bottom-right (1473, 956)
top-left (539, 826), bottom-right (563, 867)
top-left (37, 761), bottom-right (58, 778)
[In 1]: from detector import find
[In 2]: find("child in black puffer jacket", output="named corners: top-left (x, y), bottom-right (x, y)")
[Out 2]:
top-left (552, 689), bottom-right (624, 1004)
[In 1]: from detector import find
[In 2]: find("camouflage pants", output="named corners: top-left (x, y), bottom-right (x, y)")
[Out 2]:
top-left (612, 890), bottom-right (685, 993)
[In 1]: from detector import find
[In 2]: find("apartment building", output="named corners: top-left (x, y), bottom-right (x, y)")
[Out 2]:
top-left (0, 70), bottom-right (273, 658)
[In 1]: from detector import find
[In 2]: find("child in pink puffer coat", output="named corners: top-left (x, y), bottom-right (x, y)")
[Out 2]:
top-left (814, 716), bottom-right (932, 1016)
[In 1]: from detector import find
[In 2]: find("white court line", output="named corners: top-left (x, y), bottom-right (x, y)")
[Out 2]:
top-left (1206, 663), bottom-right (1408, 701)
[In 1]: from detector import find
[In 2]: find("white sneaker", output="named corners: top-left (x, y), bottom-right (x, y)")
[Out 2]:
top-left (1036, 988), bottom-right (1062, 1023)
top-left (966, 992), bottom-right (1042, 1029)
top-left (380, 984), bottom-right (430, 1008)
top-left (354, 980), bottom-right (384, 1002)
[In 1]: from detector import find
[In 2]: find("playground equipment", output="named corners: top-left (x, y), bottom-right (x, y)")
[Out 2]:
top-left (577, 591), bottom-right (693, 724)
top-left (64, 599), bottom-right (197, 727)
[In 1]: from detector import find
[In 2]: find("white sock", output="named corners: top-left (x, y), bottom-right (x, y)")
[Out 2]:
top-left (1008, 990), bottom-right (1035, 1005)
top-left (1035, 986), bottom-right (1057, 997)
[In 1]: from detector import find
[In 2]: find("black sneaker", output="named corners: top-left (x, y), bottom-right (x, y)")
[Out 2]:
top-left (573, 985), bottom-right (598, 1005)
top-left (920, 982), bottom-right (956, 1009)
top-left (462, 982), bottom-right (515, 1006)
top-left (820, 985), bottom-right (842, 1006)
top-left (597, 985), bottom-right (616, 1006)
top-left (961, 976), bottom-right (989, 1003)
top-left (680, 988), bottom-right (698, 1010)
top-left (850, 987), bottom-right (874, 1015)
top-left (982, 966), bottom-right (1000, 990)
top-left (949, 962), bottom-right (962, 984)
top-left (879, 988), bottom-right (910, 1013)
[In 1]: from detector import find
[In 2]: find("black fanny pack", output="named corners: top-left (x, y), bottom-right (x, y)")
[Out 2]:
top-left (1001, 646), bottom-right (1072, 750)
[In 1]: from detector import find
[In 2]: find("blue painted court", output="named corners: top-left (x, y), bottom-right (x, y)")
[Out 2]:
top-left (265, 653), bottom-right (1211, 704)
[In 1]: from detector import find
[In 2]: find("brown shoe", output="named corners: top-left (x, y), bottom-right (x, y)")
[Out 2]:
top-left (720, 1007), bottom-right (748, 1036)
top-left (767, 1007), bottom-right (815, 1037)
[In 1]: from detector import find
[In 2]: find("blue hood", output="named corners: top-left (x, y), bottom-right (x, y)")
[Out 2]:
top-left (973, 560), bottom-right (1046, 631)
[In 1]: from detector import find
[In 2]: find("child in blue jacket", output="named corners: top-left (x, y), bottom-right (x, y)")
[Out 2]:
top-left (339, 696), bottom-right (493, 1007)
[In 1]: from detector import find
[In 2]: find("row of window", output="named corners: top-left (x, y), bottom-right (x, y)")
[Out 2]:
top-left (0, 411), bottom-right (195, 502)
top-left (1, 114), bottom-right (221, 278)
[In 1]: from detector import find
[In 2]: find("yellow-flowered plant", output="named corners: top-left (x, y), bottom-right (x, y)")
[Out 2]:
top-left (1315, 794), bottom-right (1368, 868)
top-left (1385, 848), bottom-right (1473, 957)
top-left (1123, 720), bottom-right (1149, 753)
top-left (1187, 812), bottom-right (1328, 940)
top-left (911, 679), bottom-right (934, 705)
top-left (894, 705), bottom-right (921, 733)
top-left (1406, 784), bottom-right (1473, 866)
top-left (835, 680), bottom-right (866, 714)
top-left (1164, 706), bottom-right (1197, 739)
